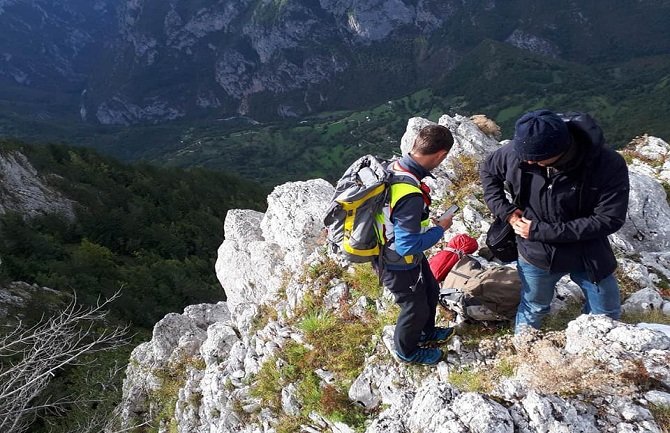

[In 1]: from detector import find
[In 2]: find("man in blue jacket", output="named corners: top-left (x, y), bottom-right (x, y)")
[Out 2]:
top-left (480, 109), bottom-right (630, 334)
top-left (377, 124), bottom-right (455, 365)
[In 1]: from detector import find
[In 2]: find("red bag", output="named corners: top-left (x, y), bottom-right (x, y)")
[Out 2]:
top-left (428, 234), bottom-right (478, 282)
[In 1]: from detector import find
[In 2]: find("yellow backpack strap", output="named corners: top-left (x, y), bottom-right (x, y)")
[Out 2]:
top-left (389, 182), bottom-right (421, 209)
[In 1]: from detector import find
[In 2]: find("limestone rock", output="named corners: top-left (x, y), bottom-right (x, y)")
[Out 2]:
top-left (618, 258), bottom-right (654, 290)
top-left (151, 312), bottom-right (206, 361)
top-left (0, 282), bottom-right (69, 321)
top-left (451, 392), bottom-right (514, 433)
top-left (641, 252), bottom-right (670, 281)
top-left (520, 391), bottom-right (598, 432)
top-left (364, 405), bottom-right (408, 433)
top-left (349, 366), bottom-right (382, 410)
top-left (406, 381), bottom-right (460, 432)
top-left (281, 383), bottom-right (301, 416)
top-left (118, 302), bottom-right (234, 430)
top-left (400, 117), bottom-right (437, 156)
top-left (216, 179), bottom-right (335, 312)
top-left (622, 287), bottom-right (665, 314)
top-left (199, 322), bottom-right (240, 365)
top-left (549, 276), bottom-right (585, 315)
top-left (261, 179), bottom-right (334, 269)
top-left (633, 135), bottom-right (670, 161)
top-left (505, 29), bottom-right (560, 58)
top-left (645, 390), bottom-right (670, 406)
top-left (565, 315), bottom-right (670, 356)
top-left (614, 170), bottom-right (670, 252)
top-left (0, 151), bottom-right (75, 220)
top-left (216, 239), bottom-right (285, 312)
top-left (116, 114), bottom-right (670, 433)
top-left (224, 209), bottom-right (265, 242)
top-left (438, 114), bottom-right (502, 160)
top-left (183, 302), bottom-right (231, 329)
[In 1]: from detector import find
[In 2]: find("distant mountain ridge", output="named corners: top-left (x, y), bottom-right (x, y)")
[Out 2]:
top-left (1, 0), bottom-right (669, 126)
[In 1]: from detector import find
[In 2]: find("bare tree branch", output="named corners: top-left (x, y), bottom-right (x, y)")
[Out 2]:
top-left (0, 290), bottom-right (129, 433)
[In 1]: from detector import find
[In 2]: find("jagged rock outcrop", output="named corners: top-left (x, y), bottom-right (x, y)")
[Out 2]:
top-left (117, 115), bottom-right (670, 433)
top-left (505, 29), bottom-right (561, 58)
top-left (0, 150), bottom-right (75, 220)
top-left (0, 281), bottom-right (69, 322)
top-left (118, 302), bottom-right (231, 428)
top-left (216, 179), bottom-right (334, 312)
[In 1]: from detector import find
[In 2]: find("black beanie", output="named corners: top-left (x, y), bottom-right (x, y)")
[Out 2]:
top-left (513, 109), bottom-right (571, 161)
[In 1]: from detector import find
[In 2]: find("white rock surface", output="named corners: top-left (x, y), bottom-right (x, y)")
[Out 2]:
top-left (615, 170), bottom-right (670, 252)
top-left (450, 392), bottom-right (514, 433)
top-left (216, 179), bottom-right (333, 312)
top-left (260, 179), bottom-right (334, 269)
top-left (622, 287), bottom-right (665, 314)
top-left (519, 391), bottom-right (598, 432)
top-left (0, 151), bottom-right (75, 220)
top-left (400, 117), bottom-right (437, 156)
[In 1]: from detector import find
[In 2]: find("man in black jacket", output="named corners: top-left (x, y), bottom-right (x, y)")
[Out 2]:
top-left (480, 109), bottom-right (630, 334)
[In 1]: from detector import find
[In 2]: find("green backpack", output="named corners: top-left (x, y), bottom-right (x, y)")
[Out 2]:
top-left (323, 155), bottom-right (391, 263)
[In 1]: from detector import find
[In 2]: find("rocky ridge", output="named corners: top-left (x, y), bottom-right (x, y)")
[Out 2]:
top-left (116, 114), bottom-right (670, 432)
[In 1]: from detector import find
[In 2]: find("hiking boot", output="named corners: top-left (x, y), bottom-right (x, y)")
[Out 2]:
top-left (418, 327), bottom-right (455, 347)
top-left (395, 347), bottom-right (443, 365)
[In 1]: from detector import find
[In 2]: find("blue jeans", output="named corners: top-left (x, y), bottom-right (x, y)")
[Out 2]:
top-left (515, 256), bottom-right (621, 334)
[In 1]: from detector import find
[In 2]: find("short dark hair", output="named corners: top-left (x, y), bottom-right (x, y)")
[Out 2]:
top-left (412, 125), bottom-right (454, 155)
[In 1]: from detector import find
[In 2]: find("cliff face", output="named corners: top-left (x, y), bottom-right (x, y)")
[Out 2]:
top-left (0, 150), bottom-right (75, 220)
top-left (2, 1), bottom-right (670, 125)
top-left (115, 114), bottom-right (670, 432)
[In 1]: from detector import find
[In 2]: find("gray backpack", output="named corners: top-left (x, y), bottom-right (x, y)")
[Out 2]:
top-left (439, 255), bottom-right (521, 322)
top-left (323, 155), bottom-right (391, 263)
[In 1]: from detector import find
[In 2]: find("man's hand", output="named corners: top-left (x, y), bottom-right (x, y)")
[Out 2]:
top-left (507, 209), bottom-right (523, 226)
top-left (513, 217), bottom-right (533, 239)
top-left (431, 214), bottom-right (453, 231)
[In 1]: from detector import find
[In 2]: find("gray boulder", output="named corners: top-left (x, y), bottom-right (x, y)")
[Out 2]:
top-left (613, 170), bottom-right (670, 252)
top-left (622, 287), bottom-right (665, 314)
top-left (519, 391), bottom-right (599, 432)
top-left (451, 393), bottom-right (514, 433)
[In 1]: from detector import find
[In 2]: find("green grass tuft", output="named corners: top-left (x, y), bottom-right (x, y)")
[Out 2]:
top-left (344, 263), bottom-right (382, 300)
top-left (448, 367), bottom-right (489, 393)
top-left (621, 309), bottom-right (670, 325)
top-left (541, 301), bottom-right (584, 331)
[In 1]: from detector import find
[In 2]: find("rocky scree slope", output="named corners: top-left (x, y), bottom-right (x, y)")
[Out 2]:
top-left (116, 114), bottom-right (670, 432)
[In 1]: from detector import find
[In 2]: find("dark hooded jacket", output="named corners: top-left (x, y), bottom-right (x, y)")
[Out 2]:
top-left (480, 112), bottom-right (630, 282)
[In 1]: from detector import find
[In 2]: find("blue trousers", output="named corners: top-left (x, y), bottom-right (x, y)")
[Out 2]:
top-left (378, 257), bottom-right (439, 357)
top-left (515, 256), bottom-right (621, 334)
